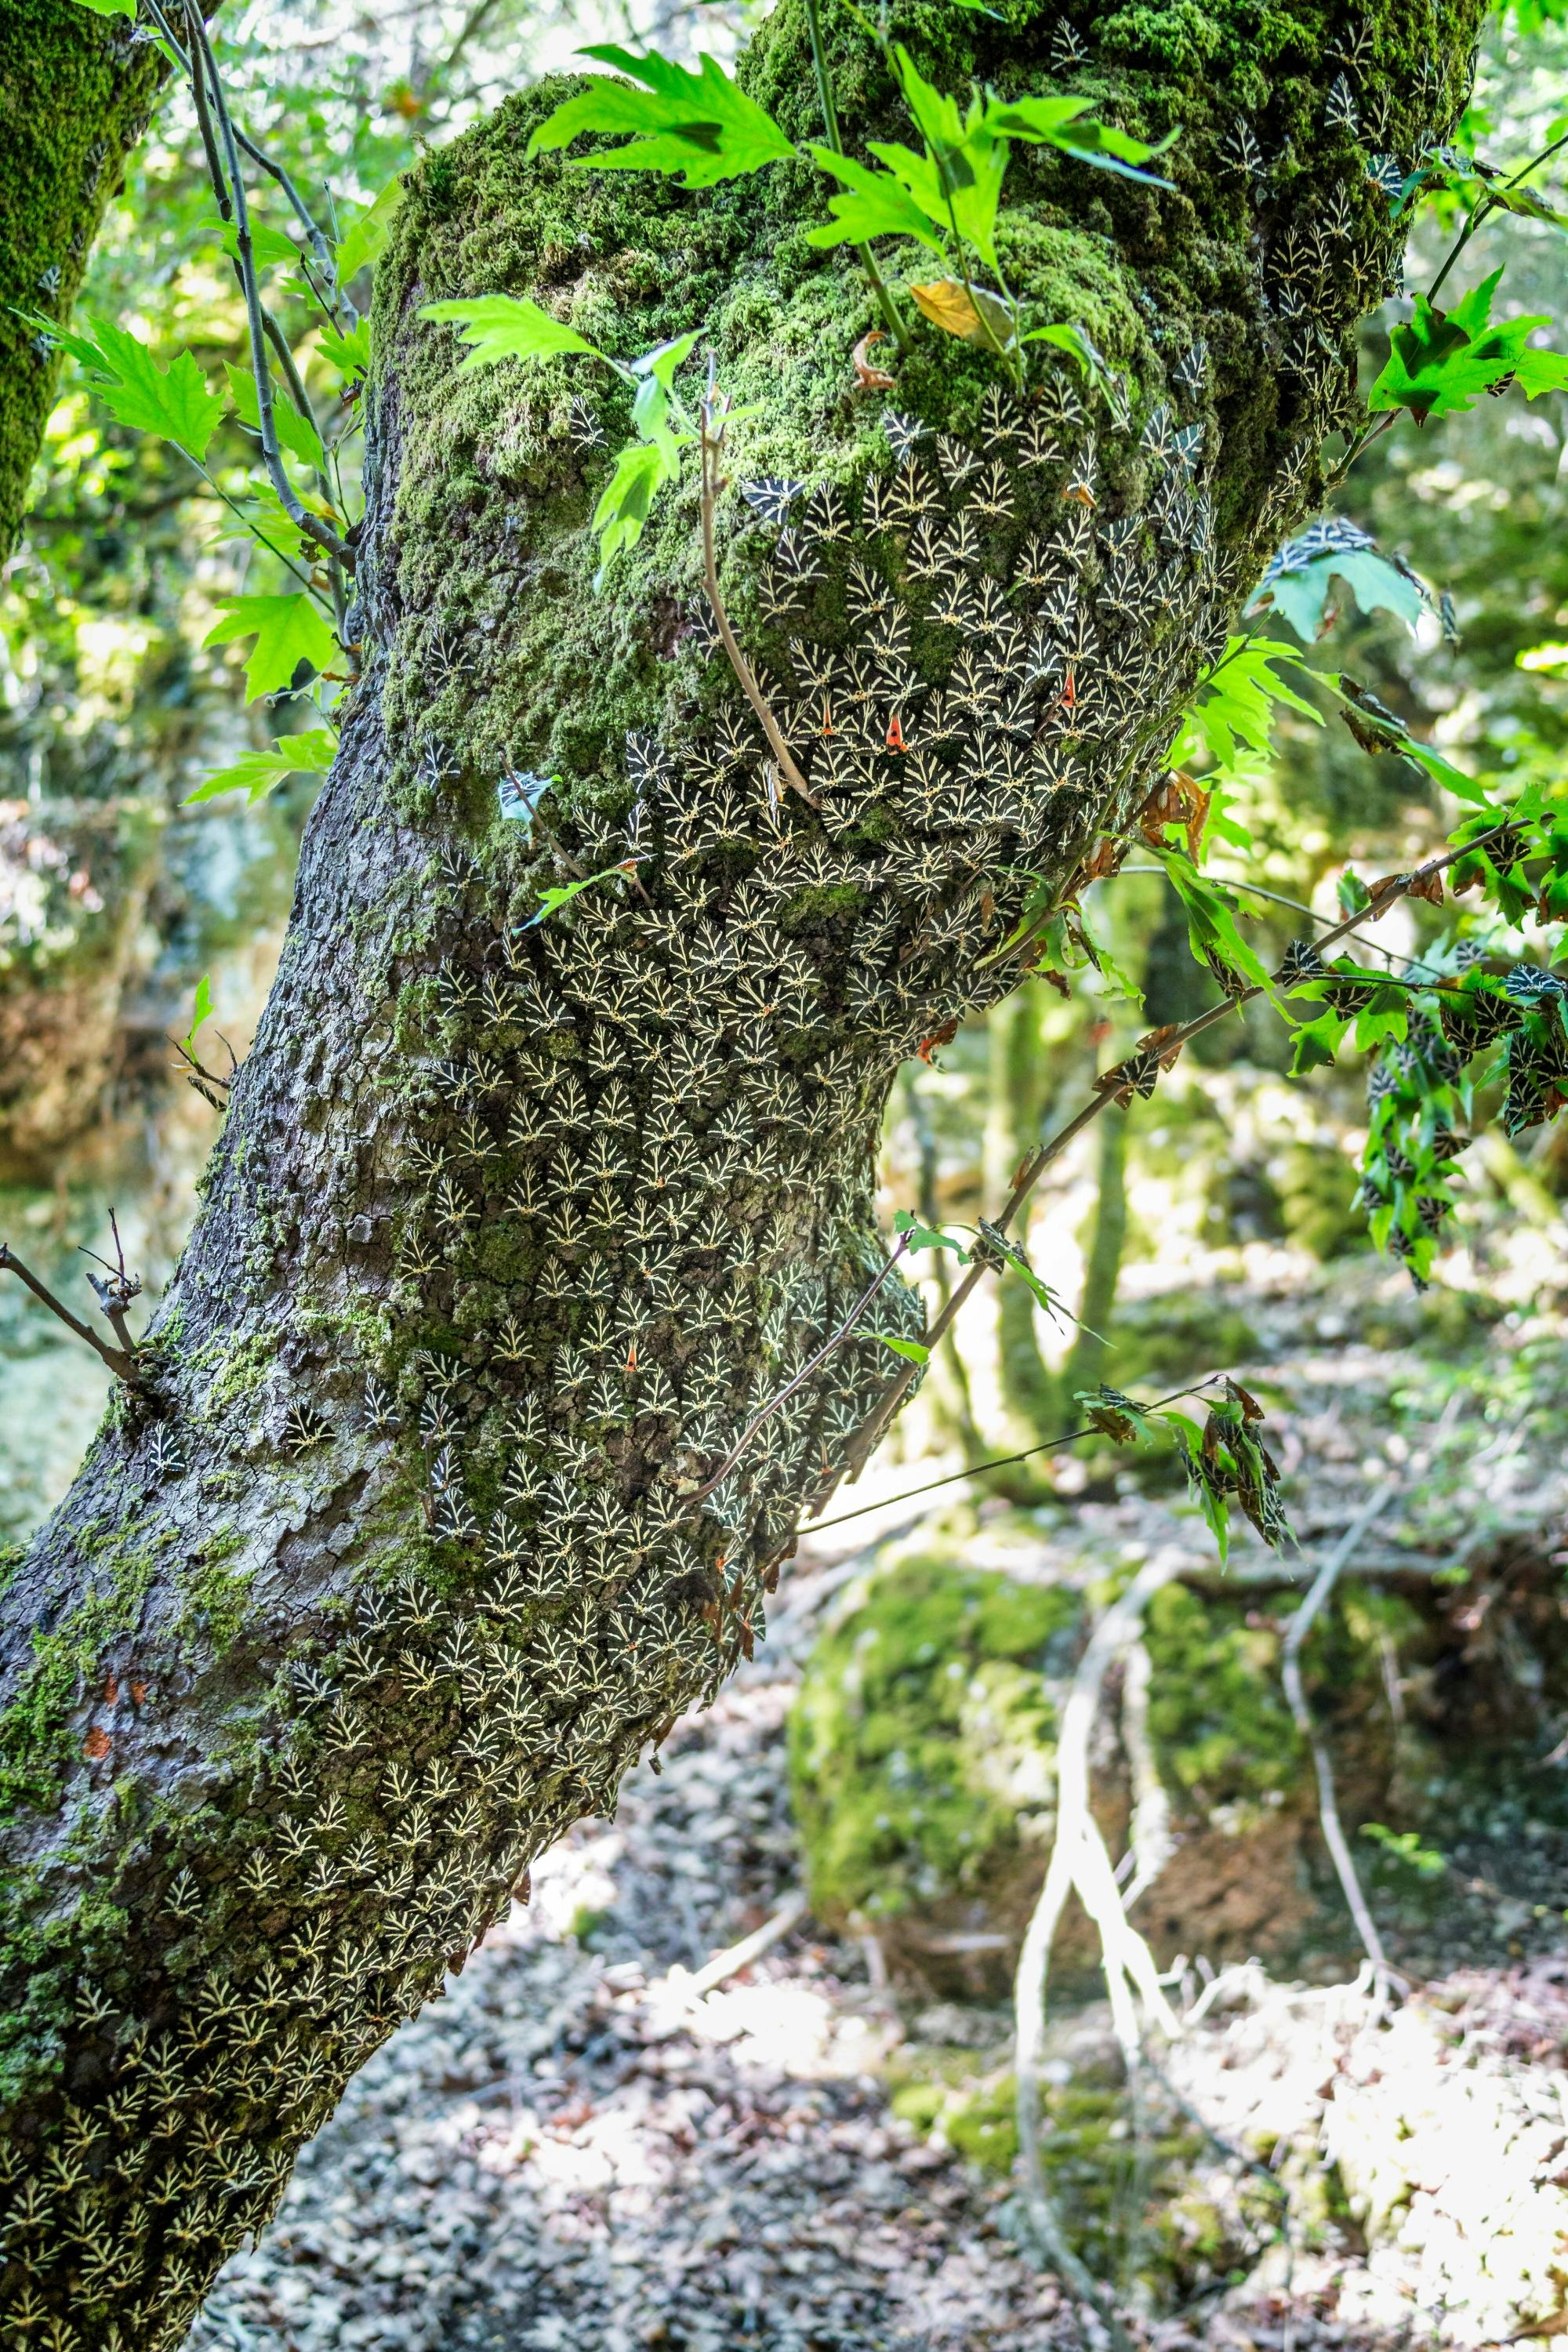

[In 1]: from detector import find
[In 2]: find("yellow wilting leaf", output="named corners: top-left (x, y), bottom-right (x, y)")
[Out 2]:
top-left (909, 278), bottom-right (1015, 347)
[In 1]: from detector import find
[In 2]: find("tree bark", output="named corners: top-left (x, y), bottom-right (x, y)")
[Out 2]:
top-left (0, 0), bottom-right (171, 556)
top-left (0, 0), bottom-right (1484, 2342)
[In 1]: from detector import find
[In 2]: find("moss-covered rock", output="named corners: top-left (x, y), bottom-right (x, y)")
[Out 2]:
top-left (789, 1551), bottom-right (1083, 1970)
top-left (789, 1525), bottom-right (1568, 1987)
top-left (887, 2020), bottom-right (1282, 2307)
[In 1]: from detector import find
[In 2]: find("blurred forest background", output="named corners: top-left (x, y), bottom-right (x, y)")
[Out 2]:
top-left (5, 2), bottom-right (1568, 2344)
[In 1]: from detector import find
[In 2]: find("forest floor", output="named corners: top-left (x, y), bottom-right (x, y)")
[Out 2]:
top-left (184, 1241), bottom-right (1568, 2352)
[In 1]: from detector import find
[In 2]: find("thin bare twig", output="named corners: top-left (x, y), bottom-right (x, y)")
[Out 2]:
top-left (678, 1888), bottom-right (809, 2003)
top-left (0, 1243), bottom-right (140, 1383)
top-left (699, 362), bottom-right (816, 808)
top-left (171, 1033), bottom-right (238, 1110)
top-left (802, 1377), bottom-right (1219, 1536)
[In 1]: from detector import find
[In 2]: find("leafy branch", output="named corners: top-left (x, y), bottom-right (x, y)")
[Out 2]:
top-left (841, 821), bottom-right (1512, 1479)
top-left (147, 0), bottom-right (354, 573)
top-left (1331, 118), bottom-right (1568, 480)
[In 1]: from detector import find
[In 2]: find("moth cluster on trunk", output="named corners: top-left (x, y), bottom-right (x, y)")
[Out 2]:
top-left (0, 14), bottom-right (1478, 2345)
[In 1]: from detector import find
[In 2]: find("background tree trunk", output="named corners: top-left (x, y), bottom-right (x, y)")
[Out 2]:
top-left (0, 1), bottom-right (172, 556)
top-left (0, 1), bottom-right (1484, 2342)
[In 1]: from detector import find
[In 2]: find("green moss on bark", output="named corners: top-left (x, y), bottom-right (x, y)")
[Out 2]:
top-left (0, 0), bottom-right (168, 554)
top-left (0, 1517), bottom-right (159, 1820)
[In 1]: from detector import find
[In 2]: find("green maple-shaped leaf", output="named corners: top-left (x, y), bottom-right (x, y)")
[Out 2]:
top-left (982, 90), bottom-right (1177, 185)
top-left (1182, 634), bottom-right (1322, 774)
top-left (1369, 267), bottom-right (1559, 423)
top-left (336, 177), bottom-right (405, 282)
top-left (84, 319), bottom-right (226, 460)
top-left (204, 596), bottom-right (340, 702)
top-left (1263, 548), bottom-right (1426, 640)
top-left (527, 47), bottom-right (796, 187)
top-left (184, 730), bottom-right (338, 805)
top-left (1288, 1011), bottom-right (1349, 1076)
top-left (226, 364), bottom-right (325, 473)
top-left (318, 320), bottom-right (372, 379)
top-left (803, 146), bottom-right (948, 256)
top-left (419, 294), bottom-right (604, 369)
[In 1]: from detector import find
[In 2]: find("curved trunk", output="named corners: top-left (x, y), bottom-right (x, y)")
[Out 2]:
top-left (0, 2), bottom-right (1483, 2342)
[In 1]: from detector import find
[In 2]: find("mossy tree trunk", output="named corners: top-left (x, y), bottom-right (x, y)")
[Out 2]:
top-left (0, 1), bottom-right (172, 556)
top-left (0, 0), bottom-right (1483, 2342)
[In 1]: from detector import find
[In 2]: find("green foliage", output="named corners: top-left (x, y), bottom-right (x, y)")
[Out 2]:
top-left (866, 1332), bottom-right (931, 1363)
top-left (1361, 1822), bottom-right (1447, 1877)
top-left (318, 319), bottom-right (372, 379)
top-left (32, 314), bottom-right (226, 462)
top-left (1370, 267), bottom-right (1568, 423)
top-left (225, 364), bottom-right (324, 473)
top-left (1150, 843), bottom-right (1279, 1001)
top-left (1020, 320), bottom-right (1129, 422)
top-left (335, 176), bottom-right (405, 283)
top-left (1078, 1379), bottom-right (1290, 1561)
top-left (894, 1209), bottom-right (970, 1260)
top-left (521, 860), bottom-right (639, 928)
top-left (525, 46), bottom-right (796, 187)
top-left (202, 594), bottom-right (339, 702)
top-left (1260, 548), bottom-right (1427, 641)
top-left (418, 293), bottom-right (604, 368)
top-left (182, 974), bottom-right (213, 1061)
top-left (417, 296), bottom-right (700, 584)
top-left (806, 147), bottom-right (949, 257)
top-left (982, 90), bottom-right (1176, 184)
top-left (184, 728), bottom-right (337, 805)
top-left (1174, 636), bottom-right (1322, 777)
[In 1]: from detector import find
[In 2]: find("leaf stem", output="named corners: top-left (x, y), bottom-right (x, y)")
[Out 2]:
top-left (937, 170), bottom-right (1023, 390)
top-left (801, 0), bottom-right (913, 352)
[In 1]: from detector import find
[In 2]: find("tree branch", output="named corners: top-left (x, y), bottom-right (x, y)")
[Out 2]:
top-left (0, 1244), bottom-right (139, 1383)
top-left (840, 823), bottom-right (1511, 1480)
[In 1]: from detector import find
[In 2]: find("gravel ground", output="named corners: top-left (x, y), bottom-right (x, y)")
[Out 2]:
top-left (188, 1676), bottom-right (1071, 2352)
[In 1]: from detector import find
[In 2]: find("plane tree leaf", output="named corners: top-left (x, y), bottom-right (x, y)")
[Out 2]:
top-left (185, 730), bottom-right (339, 805)
top-left (526, 47), bottom-right (796, 187)
top-left (803, 147), bottom-right (948, 252)
top-left (1369, 267), bottom-right (1564, 423)
top-left (203, 595), bottom-right (341, 702)
top-left (336, 177), bottom-right (405, 282)
top-left (1261, 546), bottom-right (1427, 639)
top-left (419, 295), bottom-right (604, 368)
top-left (51, 318), bottom-right (227, 461)
top-left (226, 364), bottom-right (325, 473)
